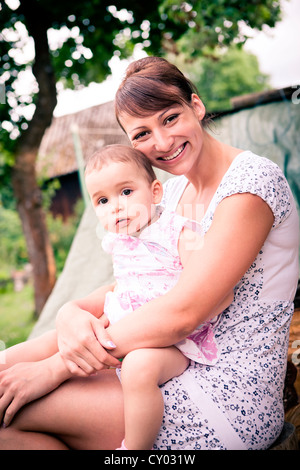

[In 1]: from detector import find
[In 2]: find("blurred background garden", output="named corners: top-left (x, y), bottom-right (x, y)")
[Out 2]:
top-left (0, 0), bottom-right (299, 350)
top-left (0, 197), bottom-right (84, 347)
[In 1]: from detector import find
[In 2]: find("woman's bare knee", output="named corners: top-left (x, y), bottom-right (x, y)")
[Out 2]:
top-left (1, 369), bottom-right (125, 450)
top-left (0, 424), bottom-right (68, 450)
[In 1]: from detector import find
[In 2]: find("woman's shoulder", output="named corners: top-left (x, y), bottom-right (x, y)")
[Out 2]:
top-left (226, 151), bottom-right (288, 190)
top-left (219, 150), bottom-right (295, 227)
top-left (161, 175), bottom-right (188, 210)
top-left (232, 150), bottom-right (281, 171)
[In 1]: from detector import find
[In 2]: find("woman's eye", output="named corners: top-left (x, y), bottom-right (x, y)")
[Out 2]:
top-left (98, 197), bottom-right (108, 205)
top-left (122, 188), bottom-right (132, 196)
top-left (165, 114), bottom-right (178, 125)
top-left (134, 130), bottom-right (148, 141)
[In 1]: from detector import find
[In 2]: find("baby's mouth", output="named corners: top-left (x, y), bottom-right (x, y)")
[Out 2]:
top-left (158, 143), bottom-right (186, 161)
top-left (116, 218), bottom-right (129, 227)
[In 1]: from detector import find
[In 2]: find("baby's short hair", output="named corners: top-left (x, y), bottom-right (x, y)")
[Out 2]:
top-left (85, 144), bottom-right (156, 184)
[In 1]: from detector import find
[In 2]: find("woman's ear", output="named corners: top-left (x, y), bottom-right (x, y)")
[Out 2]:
top-left (191, 94), bottom-right (206, 121)
top-left (151, 179), bottom-right (163, 204)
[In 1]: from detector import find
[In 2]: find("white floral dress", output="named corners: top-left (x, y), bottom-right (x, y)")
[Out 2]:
top-left (102, 208), bottom-right (219, 364)
top-left (152, 151), bottom-right (299, 450)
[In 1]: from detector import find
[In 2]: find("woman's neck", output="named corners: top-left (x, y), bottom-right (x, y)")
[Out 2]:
top-left (177, 132), bottom-right (242, 217)
top-left (185, 131), bottom-right (241, 193)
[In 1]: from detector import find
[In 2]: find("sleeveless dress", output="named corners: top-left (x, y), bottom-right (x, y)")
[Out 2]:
top-left (102, 208), bottom-right (219, 364)
top-left (152, 151), bottom-right (299, 450)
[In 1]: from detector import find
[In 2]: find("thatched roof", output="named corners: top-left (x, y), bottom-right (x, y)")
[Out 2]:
top-left (37, 100), bottom-right (129, 179)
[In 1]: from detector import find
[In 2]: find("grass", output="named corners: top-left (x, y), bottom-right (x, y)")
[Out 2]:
top-left (0, 283), bottom-right (36, 349)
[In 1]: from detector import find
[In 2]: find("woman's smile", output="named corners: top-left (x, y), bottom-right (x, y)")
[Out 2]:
top-left (157, 142), bottom-right (187, 163)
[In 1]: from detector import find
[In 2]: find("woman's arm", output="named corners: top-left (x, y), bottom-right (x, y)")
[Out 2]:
top-left (1, 283), bottom-right (119, 377)
top-left (178, 225), bottom-right (234, 315)
top-left (106, 193), bottom-right (274, 357)
top-left (0, 330), bottom-right (58, 373)
top-left (0, 283), bottom-right (118, 426)
top-left (0, 329), bottom-right (72, 426)
top-left (57, 193), bottom-right (274, 368)
top-left (0, 282), bottom-right (120, 426)
top-left (0, 352), bottom-right (72, 427)
top-left (56, 283), bottom-right (121, 375)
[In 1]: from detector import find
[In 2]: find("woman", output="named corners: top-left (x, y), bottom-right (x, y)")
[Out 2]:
top-left (0, 57), bottom-right (298, 450)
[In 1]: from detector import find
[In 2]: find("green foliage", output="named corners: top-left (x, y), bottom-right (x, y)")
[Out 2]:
top-left (0, 199), bottom-right (83, 346)
top-left (0, 199), bottom-right (84, 279)
top-left (0, 144), bottom-right (15, 208)
top-left (0, 205), bottom-right (28, 272)
top-left (0, 0), bottom-right (283, 173)
top-left (0, 284), bottom-right (36, 348)
top-left (46, 199), bottom-right (84, 273)
top-left (0, 0), bottom-right (283, 301)
top-left (159, 0), bottom-right (282, 56)
top-left (174, 46), bottom-right (270, 112)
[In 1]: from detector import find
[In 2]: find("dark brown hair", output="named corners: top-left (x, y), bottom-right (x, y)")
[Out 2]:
top-left (85, 144), bottom-right (157, 184)
top-left (115, 56), bottom-right (209, 129)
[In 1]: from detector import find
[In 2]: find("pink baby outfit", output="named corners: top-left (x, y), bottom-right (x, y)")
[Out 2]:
top-left (102, 207), bottom-right (220, 365)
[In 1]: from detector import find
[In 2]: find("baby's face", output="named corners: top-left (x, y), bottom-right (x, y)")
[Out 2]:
top-left (85, 160), bottom-right (161, 235)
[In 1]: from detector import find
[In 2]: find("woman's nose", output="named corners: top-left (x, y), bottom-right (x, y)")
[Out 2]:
top-left (152, 129), bottom-right (174, 153)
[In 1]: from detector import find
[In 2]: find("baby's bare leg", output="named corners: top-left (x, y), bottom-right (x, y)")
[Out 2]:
top-left (120, 346), bottom-right (189, 450)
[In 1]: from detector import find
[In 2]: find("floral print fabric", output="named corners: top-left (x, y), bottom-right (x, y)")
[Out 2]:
top-left (153, 151), bottom-right (299, 449)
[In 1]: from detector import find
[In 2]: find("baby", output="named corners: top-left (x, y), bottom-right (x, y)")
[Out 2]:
top-left (85, 144), bottom-right (232, 450)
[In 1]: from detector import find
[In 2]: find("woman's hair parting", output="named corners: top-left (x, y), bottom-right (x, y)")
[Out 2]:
top-left (85, 144), bottom-right (157, 184)
top-left (115, 56), bottom-right (210, 128)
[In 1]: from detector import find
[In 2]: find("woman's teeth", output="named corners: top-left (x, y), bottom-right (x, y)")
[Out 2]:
top-left (161, 144), bottom-right (185, 161)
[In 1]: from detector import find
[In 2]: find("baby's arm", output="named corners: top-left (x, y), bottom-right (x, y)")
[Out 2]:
top-left (178, 226), bottom-right (234, 317)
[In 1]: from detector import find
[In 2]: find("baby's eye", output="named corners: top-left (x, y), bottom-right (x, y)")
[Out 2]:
top-left (98, 197), bottom-right (108, 205)
top-left (121, 188), bottom-right (133, 196)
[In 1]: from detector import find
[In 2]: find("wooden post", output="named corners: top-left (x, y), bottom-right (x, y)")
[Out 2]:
top-left (71, 124), bottom-right (90, 207)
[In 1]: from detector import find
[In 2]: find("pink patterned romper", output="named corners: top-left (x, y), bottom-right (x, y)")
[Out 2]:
top-left (102, 207), bottom-right (220, 365)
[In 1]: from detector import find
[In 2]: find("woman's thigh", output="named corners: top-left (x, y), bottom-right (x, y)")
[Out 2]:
top-left (11, 369), bottom-right (125, 450)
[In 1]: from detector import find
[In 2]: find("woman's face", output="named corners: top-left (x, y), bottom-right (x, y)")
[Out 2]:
top-left (119, 94), bottom-right (206, 175)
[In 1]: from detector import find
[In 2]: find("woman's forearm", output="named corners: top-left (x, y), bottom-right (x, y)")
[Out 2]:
top-left (44, 352), bottom-right (73, 385)
top-left (107, 194), bottom-right (274, 359)
top-left (106, 292), bottom-right (195, 358)
top-left (0, 352), bottom-right (72, 427)
top-left (0, 330), bottom-right (58, 372)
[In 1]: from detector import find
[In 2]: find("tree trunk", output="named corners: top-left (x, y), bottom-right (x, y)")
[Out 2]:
top-left (12, 2), bottom-right (57, 316)
top-left (12, 151), bottom-right (56, 316)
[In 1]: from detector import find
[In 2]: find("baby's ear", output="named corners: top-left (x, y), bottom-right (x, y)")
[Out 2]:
top-left (152, 179), bottom-right (163, 204)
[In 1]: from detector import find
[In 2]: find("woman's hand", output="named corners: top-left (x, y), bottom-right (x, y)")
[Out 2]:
top-left (0, 354), bottom-right (70, 427)
top-left (56, 302), bottom-right (121, 376)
